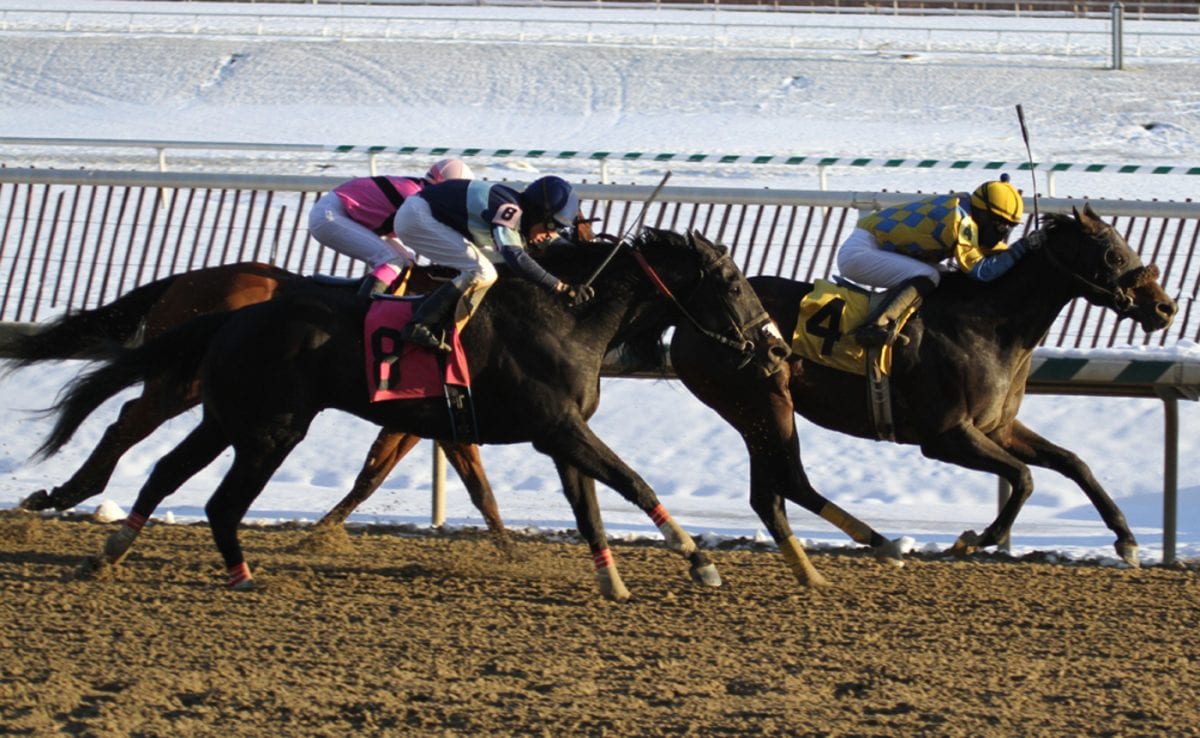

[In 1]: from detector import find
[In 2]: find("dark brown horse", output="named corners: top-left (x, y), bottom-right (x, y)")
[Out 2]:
top-left (6, 262), bottom-right (510, 548)
top-left (670, 205), bottom-right (1177, 573)
top-left (38, 229), bottom-right (791, 599)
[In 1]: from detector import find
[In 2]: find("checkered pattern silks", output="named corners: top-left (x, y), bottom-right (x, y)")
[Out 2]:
top-left (857, 193), bottom-right (977, 263)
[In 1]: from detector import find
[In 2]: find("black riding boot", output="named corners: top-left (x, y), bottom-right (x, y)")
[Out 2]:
top-left (399, 282), bottom-right (464, 354)
top-left (851, 276), bottom-right (936, 347)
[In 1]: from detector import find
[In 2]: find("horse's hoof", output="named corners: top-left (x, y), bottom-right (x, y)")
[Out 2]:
top-left (229, 577), bottom-right (264, 592)
top-left (1116, 541), bottom-right (1140, 568)
top-left (103, 526), bottom-right (139, 565)
top-left (950, 530), bottom-right (981, 556)
top-left (690, 562), bottom-right (723, 588)
top-left (871, 538), bottom-right (906, 568)
top-left (595, 569), bottom-right (631, 602)
top-left (18, 490), bottom-right (52, 511)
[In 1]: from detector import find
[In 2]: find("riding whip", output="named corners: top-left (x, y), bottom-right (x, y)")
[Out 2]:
top-left (1015, 104), bottom-right (1041, 227)
top-left (583, 171), bottom-right (673, 289)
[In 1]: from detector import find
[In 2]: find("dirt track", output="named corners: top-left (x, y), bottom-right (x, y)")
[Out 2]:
top-left (1, 512), bottom-right (1197, 737)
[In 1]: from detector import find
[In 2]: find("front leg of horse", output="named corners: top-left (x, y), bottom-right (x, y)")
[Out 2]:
top-left (554, 462), bottom-right (629, 601)
top-left (1006, 421), bottom-right (1139, 567)
top-left (921, 426), bottom-right (1036, 558)
top-left (747, 484), bottom-right (830, 588)
top-left (648, 503), bottom-right (721, 588)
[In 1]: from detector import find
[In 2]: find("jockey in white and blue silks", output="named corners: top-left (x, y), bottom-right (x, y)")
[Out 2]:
top-left (307, 158), bottom-right (474, 295)
top-left (390, 175), bottom-right (594, 353)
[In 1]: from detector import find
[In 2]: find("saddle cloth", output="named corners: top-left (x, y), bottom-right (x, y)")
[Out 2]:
top-left (790, 279), bottom-right (913, 377)
top-left (363, 299), bottom-right (470, 402)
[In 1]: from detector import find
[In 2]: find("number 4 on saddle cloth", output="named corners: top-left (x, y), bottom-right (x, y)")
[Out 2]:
top-left (363, 299), bottom-right (471, 401)
top-left (794, 278), bottom-right (917, 377)
top-left (794, 279), bottom-right (919, 441)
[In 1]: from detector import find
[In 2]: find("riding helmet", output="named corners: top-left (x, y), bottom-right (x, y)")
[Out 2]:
top-left (425, 158), bottom-right (475, 184)
top-left (520, 176), bottom-right (580, 230)
top-left (970, 176), bottom-right (1024, 225)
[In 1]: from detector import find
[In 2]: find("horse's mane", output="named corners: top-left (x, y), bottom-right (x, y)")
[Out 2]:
top-left (932, 212), bottom-right (1077, 301)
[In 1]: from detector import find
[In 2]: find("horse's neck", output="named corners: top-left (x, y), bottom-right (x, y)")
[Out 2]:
top-left (936, 254), bottom-right (1076, 350)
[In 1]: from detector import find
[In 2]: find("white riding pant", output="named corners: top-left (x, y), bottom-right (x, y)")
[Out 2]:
top-left (392, 196), bottom-right (498, 292)
top-left (836, 228), bottom-right (942, 290)
top-left (308, 192), bottom-right (415, 269)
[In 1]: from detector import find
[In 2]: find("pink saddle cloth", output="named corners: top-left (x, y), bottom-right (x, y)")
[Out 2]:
top-left (363, 300), bottom-right (470, 402)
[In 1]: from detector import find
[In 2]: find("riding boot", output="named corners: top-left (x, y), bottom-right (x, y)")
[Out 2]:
top-left (851, 276), bottom-right (936, 347)
top-left (399, 281), bottom-right (465, 353)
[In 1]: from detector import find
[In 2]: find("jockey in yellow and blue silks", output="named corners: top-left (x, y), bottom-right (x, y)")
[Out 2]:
top-left (836, 176), bottom-right (1030, 346)
top-left (389, 175), bottom-right (593, 353)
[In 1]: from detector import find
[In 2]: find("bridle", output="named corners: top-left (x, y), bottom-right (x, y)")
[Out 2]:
top-left (1037, 220), bottom-right (1148, 314)
top-left (628, 241), bottom-right (774, 370)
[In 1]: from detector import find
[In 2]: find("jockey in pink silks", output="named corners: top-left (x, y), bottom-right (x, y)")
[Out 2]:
top-left (307, 158), bottom-right (475, 295)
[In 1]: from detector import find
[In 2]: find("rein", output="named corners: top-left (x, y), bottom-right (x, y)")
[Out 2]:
top-left (628, 245), bottom-right (766, 363)
top-left (1039, 226), bottom-right (1142, 312)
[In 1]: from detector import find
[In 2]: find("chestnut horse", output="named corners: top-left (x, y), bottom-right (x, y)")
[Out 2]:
top-left (670, 206), bottom-right (1177, 570)
top-left (38, 229), bottom-right (791, 599)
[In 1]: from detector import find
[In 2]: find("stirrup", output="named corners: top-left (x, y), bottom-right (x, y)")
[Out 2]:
top-left (400, 323), bottom-right (451, 354)
top-left (851, 323), bottom-right (890, 348)
top-left (852, 321), bottom-right (908, 348)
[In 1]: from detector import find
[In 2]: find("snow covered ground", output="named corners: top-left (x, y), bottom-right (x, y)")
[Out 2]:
top-left (1, 0), bottom-right (1198, 564)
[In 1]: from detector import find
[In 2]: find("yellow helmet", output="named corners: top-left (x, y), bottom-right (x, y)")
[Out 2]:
top-left (970, 178), bottom-right (1024, 225)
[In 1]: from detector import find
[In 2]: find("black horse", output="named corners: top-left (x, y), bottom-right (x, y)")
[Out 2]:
top-left (38, 228), bottom-right (790, 600)
top-left (670, 205), bottom-right (1177, 574)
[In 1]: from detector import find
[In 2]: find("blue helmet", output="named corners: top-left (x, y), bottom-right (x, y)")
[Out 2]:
top-left (520, 176), bottom-right (580, 230)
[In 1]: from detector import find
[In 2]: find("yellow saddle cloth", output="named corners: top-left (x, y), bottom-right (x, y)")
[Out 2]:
top-left (790, 279), bottom-right (914, 376)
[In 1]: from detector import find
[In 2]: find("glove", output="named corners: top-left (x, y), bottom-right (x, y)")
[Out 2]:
top-left (560, 283), bottom-right (595, 307)
top-left (1014, 229), bottom-right (1046, 253)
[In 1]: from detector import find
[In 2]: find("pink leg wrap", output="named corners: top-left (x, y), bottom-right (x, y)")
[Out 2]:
top-left (227, 562), bottom-right (252, 588)
top-left (648, 504), bottom-right (670, 527)
top-left (591, 548), bottom-right (614, 570)
top-left (124, 512), bottom-right (149, 533)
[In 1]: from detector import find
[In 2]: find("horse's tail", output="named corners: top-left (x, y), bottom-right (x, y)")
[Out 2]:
top-left (3, 275), bottom-right (180, 370)
top-left (35, 309), bottom-right (236, 460)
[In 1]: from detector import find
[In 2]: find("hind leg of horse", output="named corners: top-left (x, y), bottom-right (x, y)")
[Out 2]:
top-left (26, 380), bottom-right (196, 511)
top-left (102, 419), bottom-right (228, 566)
top-left (205, 441), bottom-right (299, 590)
top-left (751, 386), bottom-right (900, 573)
top-left (553, 461), bottom-right (629, 602)
top-left (441, 441), bottom-right (512, 556)
top-left (316, 428), bottom-right (420, 528)
top-left (535, 420), bottom-right (720, 593)
top-left (919, 424), bottom-right (1034, 556)
top-left (1003, 420), bottom-right (1138, 566)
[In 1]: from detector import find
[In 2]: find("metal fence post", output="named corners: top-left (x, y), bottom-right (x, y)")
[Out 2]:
top-left (1111, 1), bottom-right (1124, 71)
top-left (1162, 395), bottom-right (1178, 565)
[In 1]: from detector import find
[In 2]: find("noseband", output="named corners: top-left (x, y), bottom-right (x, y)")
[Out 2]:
top-left (629, 246), bottom-right (771, 368)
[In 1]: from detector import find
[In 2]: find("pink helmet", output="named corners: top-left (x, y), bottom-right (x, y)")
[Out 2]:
top-left (425, 158), bottom-right (475, 184)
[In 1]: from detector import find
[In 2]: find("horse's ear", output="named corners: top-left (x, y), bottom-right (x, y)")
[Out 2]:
top-left (1075, 203), bottom-right (1105, 234)
top-left (688, 230), bottom-right (728, 256)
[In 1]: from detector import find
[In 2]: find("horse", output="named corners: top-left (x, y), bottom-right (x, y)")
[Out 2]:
top-left (37, 228), bottom-right (792, 600)
top-left (669, 204), bottom-right (1178, 571)
top-left (4, 262), bottom-right (512, 549)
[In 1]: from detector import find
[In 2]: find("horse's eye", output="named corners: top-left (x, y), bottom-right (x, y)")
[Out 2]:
top-left (1104, 249), bottom-right (1126, 270)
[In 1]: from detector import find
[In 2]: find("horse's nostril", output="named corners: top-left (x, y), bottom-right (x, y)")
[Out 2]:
top-left (769, 345), bottom-right (789, 359)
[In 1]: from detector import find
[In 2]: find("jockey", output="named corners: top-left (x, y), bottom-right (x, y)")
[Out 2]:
top-left (836, 175), bottom-right (1031, 347)
top-left (390, 174), bottom-right (594, 353)
top-left (307, 158), bottom-right (475, 295)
